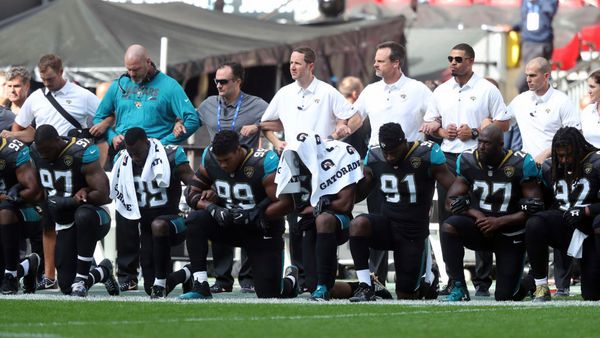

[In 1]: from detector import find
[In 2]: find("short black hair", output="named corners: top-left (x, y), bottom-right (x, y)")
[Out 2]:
top-left (376, 41), bottom-right (406, 64)
top-left (125, 127), bottom-right (148, 146)
top-left (378, 122), bottom-right (406, 151)
top-left (452, 43), bottom-right (475, 59)
top-left (34, 124), bottom-right (59, 144)
top-left (218, 62), bottom-right (245, 83)
top-left (212, 130), bottom-right (240, 156)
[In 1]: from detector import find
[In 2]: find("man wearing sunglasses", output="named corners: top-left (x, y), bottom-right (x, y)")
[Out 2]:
top-left (197, 62), bottom-right (268, 294)
top-left (421, 43), bottom-right (510, 296)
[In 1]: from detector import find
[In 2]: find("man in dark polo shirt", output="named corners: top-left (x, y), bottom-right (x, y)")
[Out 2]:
top-left (196, 62), bottom-right (267, 293)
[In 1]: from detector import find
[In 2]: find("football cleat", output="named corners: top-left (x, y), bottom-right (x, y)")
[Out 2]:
top-left (70, 279), bottom-right (88, 297)
top-left (37, 276), bottom-right (58, 291)
top-left (349, 282), bottom-right (376, 302)
top-left (533, 284), bottom-right (551, 302)
top-left (209, 283), bottom-right (232, 293)
top-left (1, 273), bottom-right (19, 295)
top-left (284, 265), bottom-right (299, 298)
top-left (475, 286), bottom-right (491, 297)
top-left (240, 283), bottom-right (255, 293)
top-left (179, 281), bottom-right (213, 300)
top-left (554, 288), bottom-right (570, 298)
top-left (22, 253), bottom-right (40, 294)
top-left (442, 281), bottom-right (470, 302)
top-left (150, 285), bottom-right (167, 299)
top-left (439, 282), bottom-right (453, 296)
top-left (371, 273), bottom-right (393, 300)
top-left (310, 284), bottom-right (330, 301)
top-left (119, 279), bottom-right (138, 292)
top-left (99, 259), bottom-right (120, 296)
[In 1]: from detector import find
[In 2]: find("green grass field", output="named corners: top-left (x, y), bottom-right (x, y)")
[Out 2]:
top-left (2, 293), bottom-right (600, 338)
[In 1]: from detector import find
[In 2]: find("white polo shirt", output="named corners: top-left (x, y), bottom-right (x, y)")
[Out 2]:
top-left (424, 73), bottom-right (508, 154)
top-left (353, 75), bottom-right (431, 145)
top-left (261, 77), bottom-right (353, 140)
top-left (579, 103), bottom-right (600, 147)
top-left (507, 87), bottom-right (580, 157)
top-left (16, 81), bottom-right (99, 136)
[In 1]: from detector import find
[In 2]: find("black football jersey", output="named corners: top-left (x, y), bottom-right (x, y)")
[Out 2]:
top-left (456, 149), bottom-right (539, 220)
top-left (365, 141), bottom-right (446, 239)
top-left (201, 146), bottom-right (279, 211)
top-left (121, 144), bottom-right (188, 213)
top-left (31, 137), bottom-right (99, 198)
top-left (542, 151), bottom-right (600, 211)
top-left (0, 138), bottom-right (30, 191)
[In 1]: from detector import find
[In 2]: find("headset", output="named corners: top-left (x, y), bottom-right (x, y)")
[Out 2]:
top-left (118, 61), bottom-right (160, 94)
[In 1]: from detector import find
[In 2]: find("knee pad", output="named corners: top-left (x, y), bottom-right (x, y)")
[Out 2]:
top-left (74, 204), bottom-right (101, 227)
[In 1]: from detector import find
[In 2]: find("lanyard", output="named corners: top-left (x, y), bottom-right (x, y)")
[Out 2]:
top-left (217, 93), bottom-right (244, 132)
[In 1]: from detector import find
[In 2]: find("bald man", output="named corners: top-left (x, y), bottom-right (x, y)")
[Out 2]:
top-left (92, 44), bottom-right (200, 291)
top-left (92, 44), bottom-right (200, 150)
top-left (506, 57), bottom-right (580, 165)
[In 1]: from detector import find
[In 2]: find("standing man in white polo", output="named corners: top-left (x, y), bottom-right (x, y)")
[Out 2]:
top-left (261, 46), bottom-right (359, 293)
top-left (353, 41), bottom-right (431, 147)
top-left (507, 57), bottom-right (580, 164)
top-left (421, 43), bottom-right (510, 296)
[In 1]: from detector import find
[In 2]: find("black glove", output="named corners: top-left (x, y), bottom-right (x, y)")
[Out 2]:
top-left (518, 197), bottom-right (545, 215)
top-left (206, 204), bottom-right (233, 228)
top-left (5, 184), bottom-right (22, 203)
top-left (449, 195), bottom-right (470, 215)
top-left (313, 196), bottom-right (332, 217)
top-left (231, 208), bottom-right (261, 226)
top-left (564, 206), bottom-right (586, 231)
top-left (184, 186), bottom-right (202, 210)
top-left (47, 195), bottom-right (79, 212)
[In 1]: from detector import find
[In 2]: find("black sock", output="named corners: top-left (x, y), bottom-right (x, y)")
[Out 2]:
top-left (302, 229), bottom-right (317, 292)
top-left (440, 229), bottom-right (465, 283)
top-left (316, 232), bottom-right (337, 289)
top-left (169, 266), bottom-right (190, 285)
top-left (280, 277), bottom-right (295, 298)
top-left (1, 222), bottom-right (20, 272)
top-left (153, 235), bottom-right (170, 279)
top-left (525, 216), bottom-right (550, 279)
top-left (349, 236), bottom-right (370, 270)
top-left (89, 267), bottom-right (104, 286)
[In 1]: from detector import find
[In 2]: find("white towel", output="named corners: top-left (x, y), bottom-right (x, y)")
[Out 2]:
top-left (275, 131), bottom-right (363, 206)
top-left (567, 229), bottom-right (588, 259)
top-left (109, 138), bottom-right (171, 219)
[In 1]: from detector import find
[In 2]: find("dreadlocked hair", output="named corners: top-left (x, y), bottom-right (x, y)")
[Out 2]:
top-left (551, 127), bottom-right (597, 183)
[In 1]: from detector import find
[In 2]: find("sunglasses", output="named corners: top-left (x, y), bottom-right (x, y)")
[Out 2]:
top-left (447, 56), bottom-right (472, 63)
top-left (214, 79), bottom-right (232, 85)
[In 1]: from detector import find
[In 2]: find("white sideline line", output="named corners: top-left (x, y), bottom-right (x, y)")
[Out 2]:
top-left (0, 308), bottom-right (523, 328)
top-left (0, 333), bottom-right (62, 338)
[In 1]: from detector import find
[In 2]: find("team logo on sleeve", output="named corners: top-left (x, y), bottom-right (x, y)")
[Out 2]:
top-left (503, 166), bottom-right (515, 178)
top-left (64, 155), bottom-right (74, 167)
top-left (409, 157), bottom-right (422, 168)
top-left (0, 159), bottom-right (5, 170)
top-left (321, 159), bottom-right (335, 171)
top-left (584, 163), bottom-right (593, 175)
top-left (243, 166), bottom-right (255, 178)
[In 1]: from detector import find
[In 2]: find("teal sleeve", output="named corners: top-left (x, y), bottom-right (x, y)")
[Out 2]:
top-left (522, 154), bottom-right (540, 181)
top-left (94, 83), bottom-right (119, 145)
top-left (82, 145), bottom-right (100, 164)
top-left (430, 143), bottom-right (446, 166)
top-left (455, 154), bottom-right (463, 176)
top-left (161, 85), bottom-right (201, 145)
top-left (201, 147), bottom-right (210, 167)
top-left (263, 150), bottom-right (279, 177)
top-left (174, 146), bottom-right (189, 166)
top-left (363, 148), bottom-right (371, 166)
top-left (15, 147), bottom-right (30, 167)
top-left (112, 152), bottom-right (120, 165)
